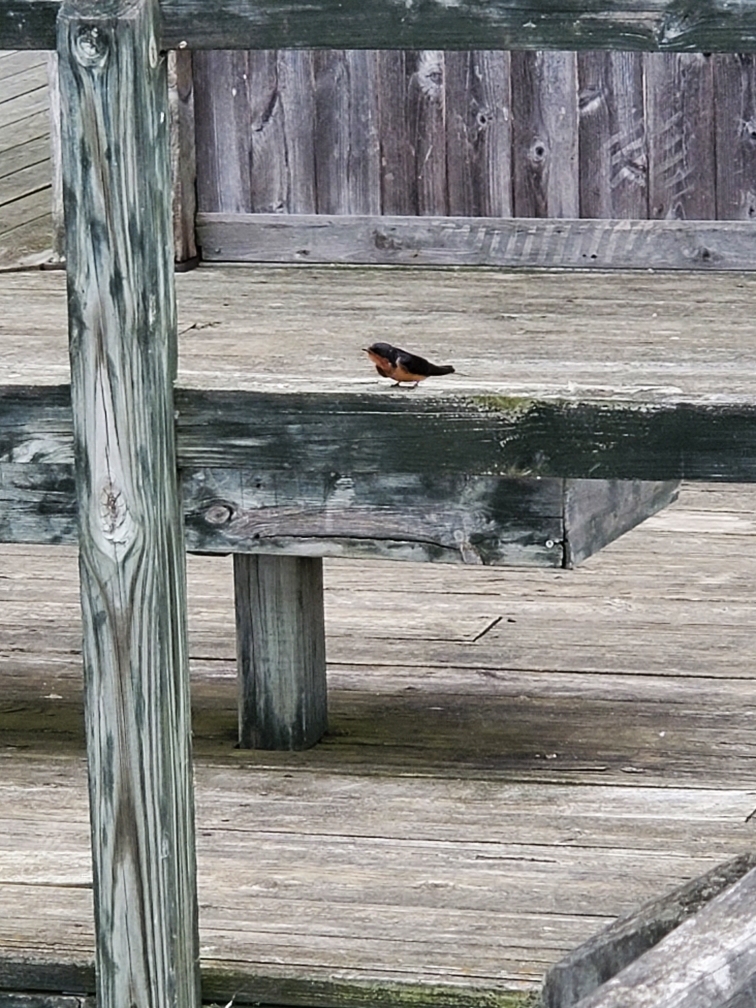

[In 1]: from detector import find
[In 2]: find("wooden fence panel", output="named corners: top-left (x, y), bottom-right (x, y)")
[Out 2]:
top-left (193, 50), bottom-right (756, 227)
top-left (277, 50), bottom-right (317, 213)
top-left (714, 54), bottom-right (756, 220)
top-left (646, 53), bottom-right (716, 220)
top-left (313, 50), bottom-right (381, 214)
top-left (511, 50), bottom-right (579, 217)
top-left (445, 50), bottom-right (512, 217)
top-left (578, 51), bottom-right (646, 218)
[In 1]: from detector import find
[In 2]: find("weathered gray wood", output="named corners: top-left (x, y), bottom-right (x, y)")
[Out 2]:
top-left (57, 0), bottom-right (200, 1005)
top-left (276, 49), bottom-right (317, 213)
top-left (11, 0), bottom-right (756, 53)
top-left (511, 51), bottom-right (579, 218)
top-left (187, 469), bottom-right (565, 566)
top-left (44, 50), bottom-right (63, 260)
top-left (542, 852), bottom-right (756, 1008)
top-left (193, 49), bottom-right (317, 215)
top-left (376, 51), bottom-right (413, 216)
top-left (244, 49), bottom-right (290, 214)
top-left (577, 52), bottom-right (646, 218)
top-left (313, 50), bottom-right (381, 215)
top-left (407, 50), bottom-right (447, 215)
top-left (3, 384), bottom-right (756, 484)
top-left (568, 865), bottom-right (756, 1008)
top-left (646, 53), bottom-right (716, 220)
top-left (563, 479), bottom-right (679, 566)
top-left (0, 462), bottom-right (679, 570)
top-left (444, 51), bottom-right (512, 218)
top-left (714, 54), bottom-right (756, 220)
top-left (192, 50), bottom-right (254, 213)
top-left (168, 47), bottom-right (197, 263)
top-left (234, 553), bottom-right (327, 749)
top-left (0, 997), bottom-right (95, 1008)
top-left (195, 213), bottom-right (756, 269)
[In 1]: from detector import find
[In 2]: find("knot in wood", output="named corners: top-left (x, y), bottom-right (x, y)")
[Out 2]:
top-left (99, 479), bottom-right (129, 541)
top-left (205, 503), bottom-right (234, 526)
top-left (73, 25), bottom-right (110, 68)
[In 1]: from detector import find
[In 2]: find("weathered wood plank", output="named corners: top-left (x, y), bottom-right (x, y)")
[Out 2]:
top-left (542, 852), bottom-right (756, 1008)
top-left (192, 51), bottom-right (250, 214)
top-left (313, 50), bottom-right (381, 215)
top-left (234, 553), bottom-right (327, 749)
top-left (10, 0), bottom-right (756, 53)
top-left (276, 50), bottom-right (317, 213)
top-left (646, 53), bottom-right (716, 220)
top-left (714, 54), bottom-right (756, 220)
top-left (185, 468), bottom-right (565, 566)
top-left (563, 479), bottom-right (679, 566)
top-left (445, 50), bottom-right (512, 218)
top-left (3, 386), bottom-right (756, 483)
top-left (407, 50), bottom-right (448, 215)
top-left (577, 52), bottom-right (646, 218)
top-left (45, 52), bottom-right (63, 261)
top-left (0, 134), bottom-right (49, 179)
top-left (168, 48), bottom-right (197, 263)
top-left (195, 213), bottom-right (756, 268)
top-left (569, 866), bottom-right (756, 1008)
top-left (57, 0), bottom-right (200, 1005)
top-left (511, 51), bottom-right (579, 218)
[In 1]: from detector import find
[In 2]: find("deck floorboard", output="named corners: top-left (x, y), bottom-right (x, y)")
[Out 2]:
top-left (0, 481), bottom-right (753, 1004)
top-left (0, 51), bottom-right (52, 269)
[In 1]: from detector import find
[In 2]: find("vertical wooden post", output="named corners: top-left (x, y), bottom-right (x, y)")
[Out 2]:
top-left (234, 555), bottom-right (328, 750)
top-left (57, 1), bottom-right (200, 1006)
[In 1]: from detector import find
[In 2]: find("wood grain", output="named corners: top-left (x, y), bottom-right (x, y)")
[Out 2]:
top-left (714, 54), bottom-right (756, 221)
top-left (195, 213), bottom-right (756, 268)
top-left (444, 51), bottom-right (512, 218)
top-left (578, 52), bottom-right (646, 218)
top-left (234, 554), bottom-right (327, 749)
top-left (543, 852), bottom-right (756, 1008)
top-left (571, 867), bottom-right (756, 1008)
top-left (511, 50), bottom-right (579, 218)
top-left (168, 48), bottom-right (197, 262)
top-left (57, 0), bottom-right (200, 1004)
top-left (646, 53), bottom-right (716, 220)
top-left (10, 0), bottom-right (756, 53)
top-left (313, 50), bottom-right (381, 216)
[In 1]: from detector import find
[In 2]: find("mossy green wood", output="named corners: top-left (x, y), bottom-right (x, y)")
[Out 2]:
top-left (7, 0), bottom-right (756, 52)
top-left (57, 0), bottom-right (200, 1004)
top-left (2, 388), bottom-right (756, 482)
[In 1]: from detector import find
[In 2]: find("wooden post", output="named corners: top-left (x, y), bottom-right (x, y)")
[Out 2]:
top-left (234, 555), bottom-right (328, 749)
top-left (57, 1), bottom-right (200, 1005)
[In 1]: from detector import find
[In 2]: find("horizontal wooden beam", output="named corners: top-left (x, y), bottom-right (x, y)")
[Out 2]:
top-left (6, 0), bottom-right (756, 53)
top-left (0, 457), bottom-right (679, 565)
top-left (0, 386), bottom-right (755, 482)
top-left (197, 214), bottom-right (756, 271)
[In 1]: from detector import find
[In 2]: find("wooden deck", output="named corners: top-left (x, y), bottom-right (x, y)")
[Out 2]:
top-left (0, 50), bottom-right (53, 270)
top-left (0, 263), bottom-right (752, 1004)
top-left (0, 482), bottom-right (754, 1005)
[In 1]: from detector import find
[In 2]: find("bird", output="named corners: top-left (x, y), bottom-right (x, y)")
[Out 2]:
top-left (363, 342), bottom-right (455, 388)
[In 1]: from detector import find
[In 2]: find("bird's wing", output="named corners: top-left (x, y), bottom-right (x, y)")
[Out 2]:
top-left (394, 349), bottom-right (432, 377)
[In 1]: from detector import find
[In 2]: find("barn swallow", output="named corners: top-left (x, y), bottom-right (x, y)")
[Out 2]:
top-left (364, 342), bottom-right (455, 388)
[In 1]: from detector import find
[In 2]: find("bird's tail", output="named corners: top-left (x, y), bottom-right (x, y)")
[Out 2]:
top-left (427, 364), bottom-right (455, 376)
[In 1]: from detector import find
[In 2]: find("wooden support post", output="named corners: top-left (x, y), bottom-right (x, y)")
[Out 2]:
top-left (57, 1), bottom-right (200, 1006)
top-left (234, 554), bottom-right (328, 750)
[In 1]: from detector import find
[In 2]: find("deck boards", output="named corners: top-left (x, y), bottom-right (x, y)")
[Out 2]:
top-left (0, 51), bottom-right (53, 269)
top-left (0, 482), bottom-right (754, 1003)
top-left (2, 265), bottom-right (756, 403)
